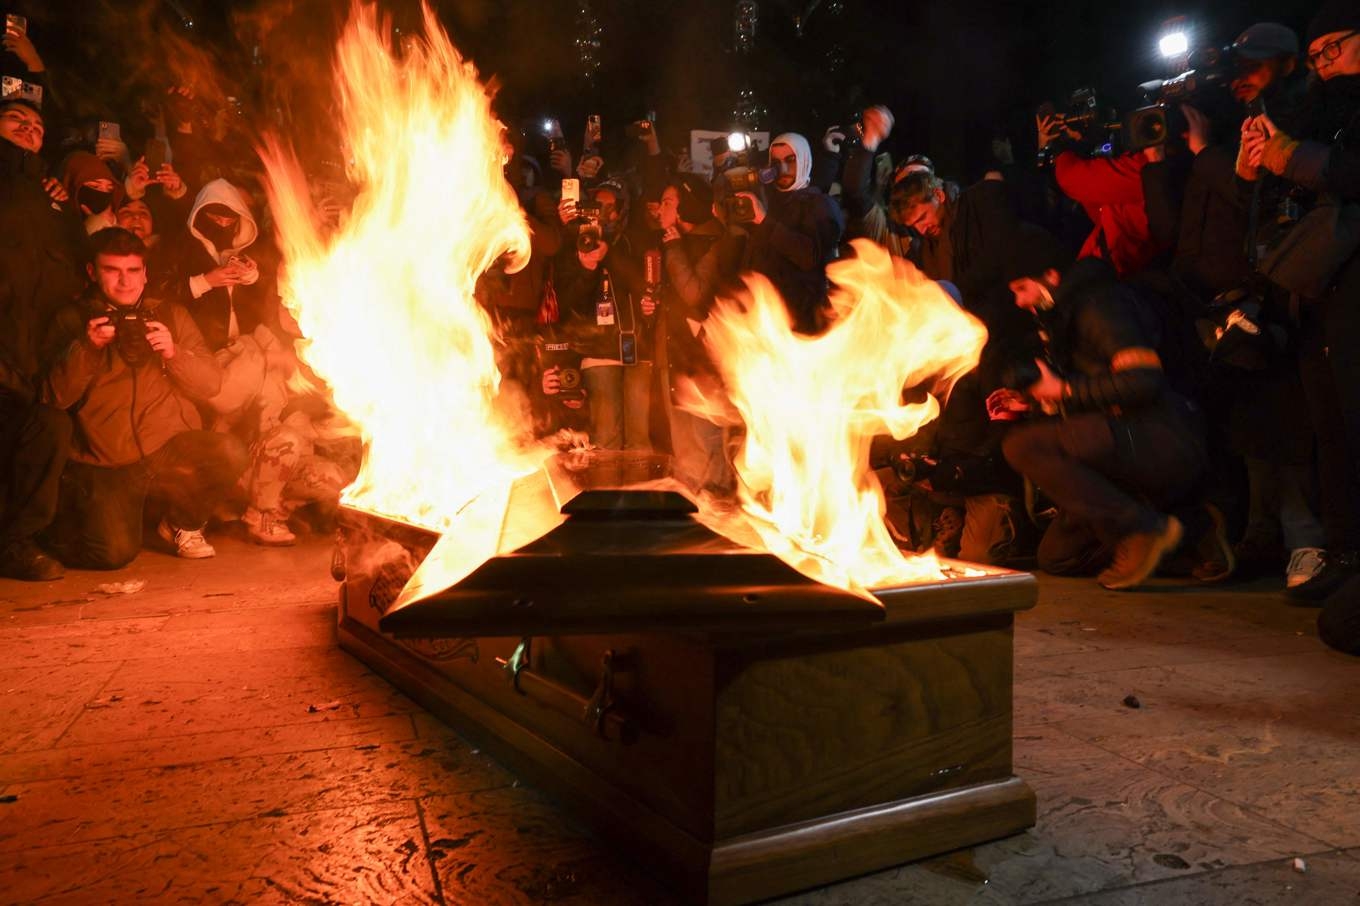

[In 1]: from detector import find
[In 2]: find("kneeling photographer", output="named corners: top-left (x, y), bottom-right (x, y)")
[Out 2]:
top-left (40, 228), bottom-right (247, 569)
top-left (992, 237), bottom-right (1218, 591)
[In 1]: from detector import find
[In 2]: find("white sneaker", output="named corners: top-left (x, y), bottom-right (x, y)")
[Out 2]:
top-left (1286, 547), bottom-right (1326, 588)
top-left (157, 518), bottom-right (216, 559)
top-left (248, 512), bottom-right (296, 547)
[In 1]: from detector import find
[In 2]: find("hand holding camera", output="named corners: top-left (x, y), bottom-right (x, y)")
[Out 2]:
top-left (155, 162), bottom-right (185, 197)
top-left (95, 136), bottom-right (130, 170)
top-left (4, 17), bottom-right (43, 74)
top-left (1036, 112), bottom-right (1082, 150)
top-left (1181, 105), bottom-right (1210, 156)
top-left (143, 320), bottom-right (175, 360)
top-left (735, 191), bottom-right (765, 225)
top-left (985, 388), bottom-right (1031, 421)
top-left (204, 256), bottom-right (256, 289)
top-left (549, 148), bottom-right (573, 178)
top-left (86, 316), bottom-right (116, 349)
top-left (1236, 117), bottom-right (1268, 180)
top-left (41, 177), bottom-right (68, 205)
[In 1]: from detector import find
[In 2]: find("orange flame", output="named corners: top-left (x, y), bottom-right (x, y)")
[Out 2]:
top-left (690, 241), bottom-right (988, 597)
top-left (260, 2), bottom-right (541, 532)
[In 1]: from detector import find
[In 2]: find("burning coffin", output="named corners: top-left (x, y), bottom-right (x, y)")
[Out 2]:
top-left (335, 451), bottom-right (1036, 905)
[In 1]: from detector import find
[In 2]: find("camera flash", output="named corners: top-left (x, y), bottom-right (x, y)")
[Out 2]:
top-left (727, 132), bottom-right (749, 153)
top-left (1158, 31), bottom-right (1188, 58)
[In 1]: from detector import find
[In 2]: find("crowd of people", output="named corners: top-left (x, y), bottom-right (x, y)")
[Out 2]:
top-left (1, 3), bottom-right (1358, 655)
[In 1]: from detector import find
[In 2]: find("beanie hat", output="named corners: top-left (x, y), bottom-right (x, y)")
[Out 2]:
top-left (1308, 0), bottom-right (1360, 45)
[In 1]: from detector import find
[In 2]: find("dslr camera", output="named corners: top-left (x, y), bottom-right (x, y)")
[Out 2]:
top-left (573, 201), bottom-right (604, 254)
top-left (716, 165), bottom-right (775, 225)
top-left (109, 309), bottom-right (155, 366)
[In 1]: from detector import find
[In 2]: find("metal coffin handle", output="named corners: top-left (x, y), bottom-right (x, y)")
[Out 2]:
top-left (495, 638), bottom-right (638, 744)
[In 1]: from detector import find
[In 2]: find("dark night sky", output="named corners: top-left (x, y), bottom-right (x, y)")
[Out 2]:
top-left (10, 0), bottom-right (1313, 178)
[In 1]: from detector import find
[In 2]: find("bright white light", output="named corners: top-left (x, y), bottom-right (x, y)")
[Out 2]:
top-left (727, 132), bottom-right (749, 153)
top-left (1159, 31), bottom-right (1189, 58)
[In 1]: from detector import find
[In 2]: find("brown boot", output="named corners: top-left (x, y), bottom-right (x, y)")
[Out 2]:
top-left (1098, 516), bottom-right (1184, 591)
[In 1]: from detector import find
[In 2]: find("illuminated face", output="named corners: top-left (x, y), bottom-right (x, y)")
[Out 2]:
top-left (0, 104), bottom-right (43, 153)
top-left (1309, 30), bottom-right (1360, 80)
top-left (88, 253), bottom-right (148, 308)
top-left (592, 188), bottom-right (621, 229)
top-left (899, 188), bottom-right (946, 238)
top-left (770, 142), bottom-right (799, 190)
top-left (117, 200), bottom-right (154, 240)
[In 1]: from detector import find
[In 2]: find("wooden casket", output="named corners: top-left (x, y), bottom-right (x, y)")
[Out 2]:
top-left (334, 452), bottom-right (1036, 905)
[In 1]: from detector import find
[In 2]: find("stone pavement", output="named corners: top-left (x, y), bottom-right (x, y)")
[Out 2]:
top-left (2, 533), bottom-right (1358, 905)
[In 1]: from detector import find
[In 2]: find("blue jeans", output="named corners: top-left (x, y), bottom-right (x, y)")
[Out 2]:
top-left (583, 363), bottom-right (652, 451)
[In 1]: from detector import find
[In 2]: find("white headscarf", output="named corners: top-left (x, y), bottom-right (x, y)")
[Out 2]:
top-left (771, 132), bottom-right (813, 192)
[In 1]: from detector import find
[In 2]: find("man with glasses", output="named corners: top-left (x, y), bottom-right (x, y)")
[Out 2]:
top-left (1238, 1), bottom-right (1360, 631)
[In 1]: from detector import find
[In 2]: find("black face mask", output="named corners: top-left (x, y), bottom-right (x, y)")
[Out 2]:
top-left (195, 214), bottom-right (237, 250)
top-left (78, 186), bottom-right (114, 215)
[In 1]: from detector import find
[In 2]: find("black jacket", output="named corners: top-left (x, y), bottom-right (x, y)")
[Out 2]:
top-left (1041, 258), bottom-right (1173, 414)
top-left (741, 186), bottom-right (843, 334)
top-left (660, 219), bottom-right (745, 380)
top-left (0, 140), bottom-right (85, 399)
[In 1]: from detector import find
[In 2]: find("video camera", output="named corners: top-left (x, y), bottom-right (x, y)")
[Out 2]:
top-left (1123, 46), bottom-right (1235, 150)
top-left (711, 133), bottom-right (776, 224)
top-left (1040, 45), bottom-right (1237, 163)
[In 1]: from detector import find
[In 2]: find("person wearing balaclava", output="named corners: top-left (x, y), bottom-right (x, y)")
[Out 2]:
top-left (165, 177), bottom-right (281, 354)
top-left (1241, 0), bottom-right (1360, 627)
top-left (734, 132), bottom-right (844, 334)
top-left (59, 150), bottom-right (124, 235)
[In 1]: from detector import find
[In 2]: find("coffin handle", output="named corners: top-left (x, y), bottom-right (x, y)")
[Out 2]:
top-left (496, 639), bottom-right (637, 744)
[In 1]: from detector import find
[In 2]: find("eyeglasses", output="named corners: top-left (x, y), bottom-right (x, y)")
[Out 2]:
top-left (1307, 30), bottom-right (1359, 68)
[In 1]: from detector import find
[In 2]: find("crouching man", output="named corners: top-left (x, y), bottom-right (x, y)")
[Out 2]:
top-left (994, 255), bottom-right (1209, 590)
top-left (41, 228), bottom-right (247, 567)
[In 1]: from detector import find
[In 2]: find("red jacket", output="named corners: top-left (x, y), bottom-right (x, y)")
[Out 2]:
top-left (1055, 150), bottom-right (1165, 278)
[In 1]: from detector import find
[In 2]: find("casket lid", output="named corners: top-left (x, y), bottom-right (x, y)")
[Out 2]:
top-left (378, 488), bottom-right (885, 638)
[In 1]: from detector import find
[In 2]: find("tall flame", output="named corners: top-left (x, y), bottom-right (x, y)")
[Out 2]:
top-left (692, 241), bottom-right (988, 597)
top-left (260, 2), bottom-right (536, 532)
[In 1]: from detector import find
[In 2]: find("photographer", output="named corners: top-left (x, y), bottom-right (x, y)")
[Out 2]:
top-left (1240, 1), bottom-right (1360, 614)
top-left (737, 132), bottom-right (844, 335)
top-left (1039, 112), bottom-right (1168, 279)
top-left (995, 252), bottom-right (1213, 590)
top-left (1140, 24), bottom-right (1323, 587)
top-left (41, 228), bottom-right (246, 567)
top-left (0, 96), bottom-right (84, 580)
top-left (658, 174), bottom-right (744, 494)
top-left (554, 179), bottom-right (653, 451)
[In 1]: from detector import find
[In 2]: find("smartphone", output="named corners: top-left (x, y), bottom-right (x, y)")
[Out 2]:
top-left (5, 14), bottom-right (26, 36)
top-left (144, 137), bottom-right (167, 172)
top-left (98, 121), bottom-right (122, 143)
top-left (584, 114), bottom-right (602, 152)
top-left (619, 330), bottom-right (637, 366)
top-left (561, 178), bottom-right (580, 205)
